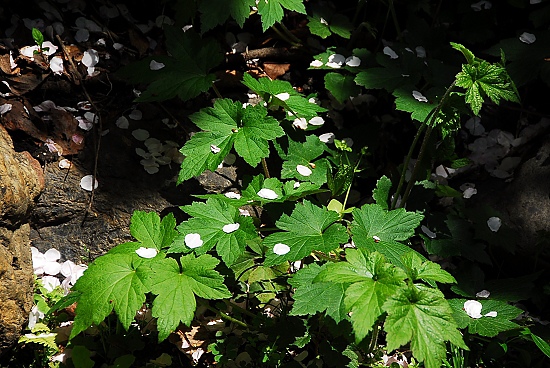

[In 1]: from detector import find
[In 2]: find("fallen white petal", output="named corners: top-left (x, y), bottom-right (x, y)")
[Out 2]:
top-left (421, 225), bottom-right (436, 239)
top-left (185, 233), bottom-right (203, 248)
top-left (210, 145), bottom-right (221, 154)
top-left (135, 247), bottom-right (158, 258)
top-left (345, 56), bottom-right (361, 67)
top-left (257, 188), bottom-right (278, 200)
top-left (463, 187), bottom-right (477, 199)
top-left (412, 90), bottom-right (428, 103)
top-left (75, 28), bottom-right (89, 43)
top-left (383, 46), bottom-right (398, 59)
top-left (292, 118), bottom-right (308, 130)
top-left (326, 53), bottom-right (346, 68)
top-left (519, 32), bottom-right (536, 44)
top-left (293, 182), bottom-right (301, 189)
top-left (296, 164), bottom-right (312, 177)
top-left (308, 116), bottom-right (324, 126)
top-left (41, 41), bottom-right (58, 56)
top-left (222, 223), bottom-right (240, 233)
top-left (224, 192), bottom-right (241, 199)
top-left (275, 92), bottom-right (290, 101)
top-left (476, 289), bottom-right (491, 298)
top-left (0, 104), bottom-right (12, 115)
top-left (310, 59), bottom-right (323, 68)
top-left (116, 116), bottom-right (129, 129)
top-left (82, 49), bottom-right (99, 67)
top-left (273, 243), bottom-right (290, 255)
top-left (319, 132), bottom-right (335, 143)
top-left (49, 56), bottom-right (64, 75)
top-left (129, 109), bottom-right (142, 120)
top-left (415, 46), bottom-right (426, 58)
top-left (487, 216), bottom-right (502, 232)
top-left (80, 175), bottom-right (99, 191)
top-left (132, 129), bottom-right (150, 141)
top-left (149, 60), bottom-right (165, 70)
top-left (484, 311), bottom-right (498, 317)
top-left (58, 159), bottom-right (71, 169)
top-left (44, 248), bottom-right (61, 262)
top-left (464, 300), bottom-right (483, 319)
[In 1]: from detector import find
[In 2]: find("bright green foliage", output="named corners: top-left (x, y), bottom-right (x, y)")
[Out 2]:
top-left (148, 254), bottom-right (231, 341)
top-left (325, 73), bottom-right (361, 104)
top-left (31, 27), bottom-right (44, 46)
top-left (351, 203), bottom-right (424, 268)
top-left (289, 264), bottom-right (348, 322)
top-left (264, 200), bottom-right (348, 266)
top-left (70, 253), bottom-right (151, 339)
top-left (242, 73), bottom-right (326, 118)
top-left (449, 298), bottom-right (522, 337)
top-left (372, 175), bottom-right (392, 210)
top-left (117, 27), bottom-right (222, 102)
top-left (169, 198), bottom-right (257, 265)
top-left (355, 66), bottom-right (417, 92)
top-left (18, 324), bottom-right (57, 351)
top-left (129, 211), bottom-right (177, 250)
top-left (400, 252), bottom-right (456, 284)
top-left (317, 250), bottom-right (407, 342)
top-left (392, 87), bottom-right (438, 122)
top-left (383, 285), bottom-right (467, 368)
top-left (281, 135), bottom-right (329, 184)
top-left (198, 0), bottom-right (255, 32)
top-left (256, 0), bottom-right (306, 31)
top-left (178, 99), bottom-right (284, 183)
top-left (451, 42), bottom-right (520, 115)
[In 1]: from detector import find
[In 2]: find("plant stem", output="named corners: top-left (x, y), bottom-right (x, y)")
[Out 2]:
top-left (388, 0), bottom-right (403, 42)
top-left (198, 300), bottom-right (251, 329)
top-left (212, 83), bottom-right (223, 99)
top-left (367, 322), bottom-right (381, 354)
top-left (261, 157), bottom-right (271, 178)
top-left (271, 24), bottom-right (301, 47)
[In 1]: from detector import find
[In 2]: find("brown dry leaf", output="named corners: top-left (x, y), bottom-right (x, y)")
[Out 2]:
top-left (48, 108), bottom-right (84, 155)
top-left (128, 28), bottom-right (149, 56)
top-left (0, 54), bottom-right (19, 75)
top-left (263, 62), bottom-right (291, 80)
top-left (169, 323), bottom-right (209, 365)
top-left (0, 99), bottom-right (47, 141)
top-left (4, 72), bottom-right (48, 96)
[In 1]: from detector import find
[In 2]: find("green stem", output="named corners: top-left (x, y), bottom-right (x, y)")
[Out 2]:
top-left (261, 157), bottom-right (271, 178)
top-left (271, 24), bottom-right (301, 47)
top-left (223, 300), bottom-right (256, 318)
top-left (212, 83), bottom-right (223, 99)
top-left (367, 322), bottom-right (381, 354)
top-left (198, 300), bottom-right (251, 329)
top-left (398, 81), bottom-right (457, 208)
top-left (277, 22), bottom-right (302, 45)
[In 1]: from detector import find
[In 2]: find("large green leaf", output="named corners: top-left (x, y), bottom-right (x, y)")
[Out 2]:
top-left (383, 285), bottom-right (467, 368)
top-left (199, 0), bottom-right (255, 32)
top-left (264, 200), bottom-right (348, 266)
top-left (281, 135), bottom-right (329, 185)
top-left (117, 27), bottom-right (222, 102)
top-left (169, 198), bottom-right (258, 266)
top-left (256, 0), bottom-right (306, 31)
top-left (129, 211), bottom-right (177, 250)
top-left (149, 254), bottom-right (231, 341)
top-left (325, 73), bottom-right (361, 104)
top-left (178, 99), bottom-right (284, 182)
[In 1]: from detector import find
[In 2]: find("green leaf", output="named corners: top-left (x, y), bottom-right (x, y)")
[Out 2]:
top-left (307, 9), bottom-right (353, 39)
top-left (281, 135), bottom-right (328, 185)
top-left (149, 254), bottom-right (231, 341)
top-left (530, 331), bottom-right (550, 359)
top-left (449, 298), bottom-right (522, 337)
top-left (31, 28), bottom-right (44, 46)
top-left (117, 27), bottom-right (222, 102)
top-left (351, 204), bottom-right (424, 268)
top-left (450, 42), bottom-right (475, 65)
top-left (289, 264), bottom-right (348, 322)
top-left (400, 252), bottom-right (456, 284)
top-left (264, 200), bottom-right (348, 266)
top-left (199, 0), bottom-right (255, 32)
top-left (169, 198), bottom-right (258, 266)
top-left (71, 345), bottom-right (94, 368)
top-left (129, 211), bottom-right (177, 250)
top-left (372, 175), bottom-right (392, 210)
top-left (71, 253), bottom-right (151, 339)
top-left (256, 0), bottom-right (306, 31)
top-left (325, 73), bottom-right (361, 104)
top-left (178, 99), bottom-right (284, 182)
top-left (355, 65), bottom-right (418, 92)
top-left (383, 285), bottom-right (467, 368)
top-left (318, 250), bottom-right (407, 342)
top-left (242, 73), bottom-right (326, 118)
top-left (392, 87), bottom-right (438, 122)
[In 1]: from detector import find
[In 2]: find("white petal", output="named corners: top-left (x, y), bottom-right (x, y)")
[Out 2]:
top-left (224, 192), bottom-right (241, 199)
top-left (296, 164), bottom-right (312, 177)
top-left (41, 41), bottom-right (58, 56)
top-left (222, 223), bottom-right (240, 233)
top-left (185, 233), bottom-right (203, 248)
top-left (210, 144), bottom-right (221, 154)
top-left (308, 116), bottom-right (324, 126)
top-left (275, 92), bottom-right (290, 101)
top-left (43, 261), bottom-right (61, 276)
top-left (41, 276), bottom-right (60, 292)
top-left (319, 132), bottom-right (335, 143)
top-left (383, 46), bottom-right (399, 59)
top-left (149, 60), bottom-right (165, 70)
top-left (82, 49), bottom-right (99, 67)
top-left (484, 311), bottom-right (498, 317)
top-left (293, 182), bottom-right (300, 189)
top-left (519, 32), bottom-right (536, 44)
top-left (421, 225), bottom-right (436, 239)
top-left (487, 216), bottom-right (501, 232)
top-left (326, 53), bottom-right (346, 68)
top-left (0, 104), bottom-right (12, 115)
top-left (464, 300), bottom-right (483, 319)
top-left (463, 187), bottom-right (477, 199)
top-left (412, 90), bottom-right (428, 102)
top-left (476, 289), bottom-right (491, 298)
top-left (292, 118), bottom-right (308, 130)
top-left (20, 45), bottom-right (40, 59)
top-left (415, 46), bottom-right (426, 58)
top-left (49, 56), bottom-right (64, 75)
top-left (75, 28), bottom-right (89, 43)
top-left (257, 188), bottom-right (278, 200)
top-left (58, 159), bottom-right (71, 169)
top-left (116, 116), bottom-right (129, 129)
top-left (345, 56), bottom-right (361, 67)
top-left (273, 243), bottom-right (290, 255)
top-left (310, 59), bottom-right (323, 68)
top-left (135, 247), bottom-right (158, 258)
top-left (471, 1), bottom-right (492, 11)
top-left (129, 109), bottom-right (142, 120)
top-left (44, 248), bottom-right (61, 262)
top-left (132, 129), bottom-right (150, 141)
top-left (80, 175), bottom-right (99, 191)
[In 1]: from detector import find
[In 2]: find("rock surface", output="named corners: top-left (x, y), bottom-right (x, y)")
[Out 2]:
top-left (0, 125), bottom-right (44, 356)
